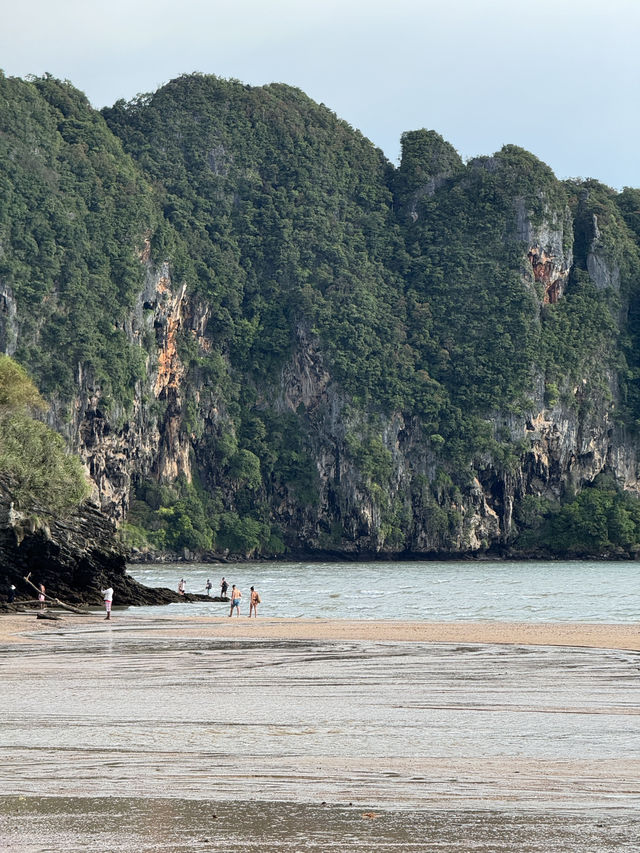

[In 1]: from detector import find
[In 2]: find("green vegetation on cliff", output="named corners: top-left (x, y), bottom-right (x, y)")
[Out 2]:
top-left (0, 72), bottom-right (156, 404)
top-left (103, 74), bottom-right (410, 408)
top-left (2, 71), bottom-right (640, 556)
top-left (515, 474), bottom-right (640, 555)
top-left (0, 355), bottom-right (89, 514)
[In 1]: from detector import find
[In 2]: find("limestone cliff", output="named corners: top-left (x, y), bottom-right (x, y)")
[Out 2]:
top-left (38, 183), bottom-right (640, 559)
top-left (2, 73), bottom-right (640, 560)
top-left (48, 260), bottom-right (194, 524)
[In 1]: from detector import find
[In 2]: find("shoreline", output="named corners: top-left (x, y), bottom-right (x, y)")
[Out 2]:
top-left (127, 551), bottom-right (640, 564)
top-left (1, 611), bottom-right (638, 650)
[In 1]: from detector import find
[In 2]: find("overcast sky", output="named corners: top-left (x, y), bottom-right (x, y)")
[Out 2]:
top-left (2, 0), bottom-right (639, 189)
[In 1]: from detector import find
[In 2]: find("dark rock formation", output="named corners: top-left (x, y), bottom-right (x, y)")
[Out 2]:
top-left (0, 475), bottom-right (183, 609)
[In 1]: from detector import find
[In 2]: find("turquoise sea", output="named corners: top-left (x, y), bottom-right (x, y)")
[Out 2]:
top-left (127, 559), bottom-right (640, 622)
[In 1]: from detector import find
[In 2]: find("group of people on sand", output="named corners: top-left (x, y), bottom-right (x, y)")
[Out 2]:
top-left (177, 575), bottom-right (261, 616)
top-left (28, 580), bottom-right (113, 620)
top-left (228, 583), bottom-right (261, 618)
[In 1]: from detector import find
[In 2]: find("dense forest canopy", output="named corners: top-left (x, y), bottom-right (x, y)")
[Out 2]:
top-left (0, 73), bottom-right (157, 405)
top-left (0, 355), bottom-right (89, 515)
top-left (2, 70), bottom-right (640, 558)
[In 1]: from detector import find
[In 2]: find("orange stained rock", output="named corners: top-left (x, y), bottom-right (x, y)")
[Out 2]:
top-left (153, 281), bottom-right (187, 397)
top-left (528, 248), bottom-right (567, 304)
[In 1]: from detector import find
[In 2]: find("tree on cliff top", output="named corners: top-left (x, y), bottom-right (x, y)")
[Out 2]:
top-left (0, 356), bottom-right (45, 412)
top-left (0, 355), bottom-right (89, 515)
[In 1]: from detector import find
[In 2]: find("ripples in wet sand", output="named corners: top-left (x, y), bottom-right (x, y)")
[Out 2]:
top-left (1, 627), bottom-right (639, 850)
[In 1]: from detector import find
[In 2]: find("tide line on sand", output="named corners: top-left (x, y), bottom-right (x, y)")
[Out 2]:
top-left (1, 612), bottom-right (639, 651)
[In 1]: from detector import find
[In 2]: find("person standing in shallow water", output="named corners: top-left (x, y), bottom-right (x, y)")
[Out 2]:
top-left (101, 586), bottom-right (113, 620)
top-left (249, 586), bottom-right (260, 618)
top-left (38, 583), bottom-right (45, 610)
top-left (229, 585), bottom-right (241, 617)
top-left (220, 577), bottom-right (228, 598)
top-left (205, 579), bottom-right (212, 596)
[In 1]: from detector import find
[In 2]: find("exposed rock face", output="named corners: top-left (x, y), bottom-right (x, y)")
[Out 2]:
top-left (0, 283), bottom-right (18, 357)
top-left (516, 197), bottom-right (573, 304)
top-left (44, 261), bottom-right (196, 524)
top-left (35, 220), bottom-right (640, 559)
top-left (587, 215), bottom-right (621, 292)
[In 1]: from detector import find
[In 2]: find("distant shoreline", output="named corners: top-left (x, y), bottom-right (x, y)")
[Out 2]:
top-left (127, 551), bottom-right (640, 565)
top-left (1, 612), bottom-right (639, 651)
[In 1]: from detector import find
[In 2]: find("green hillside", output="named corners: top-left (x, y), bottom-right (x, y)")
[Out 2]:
top-left (2, 71), bottom-right (640, 557)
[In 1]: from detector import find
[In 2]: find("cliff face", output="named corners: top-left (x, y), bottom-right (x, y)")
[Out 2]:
top-left (0, 474), bottom-right (175, 606)
top-left (41, 260), bottom-right (188, 524)
top-left (54, 218), bottom-right (639, 558)
top-left (2, 74), bottom-right (640, 559)
top-left (517, 197), bottom-right (573, 305)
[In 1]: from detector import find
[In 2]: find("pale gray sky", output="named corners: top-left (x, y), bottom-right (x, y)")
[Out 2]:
top-left (2, 0), bottom-right (639, 188)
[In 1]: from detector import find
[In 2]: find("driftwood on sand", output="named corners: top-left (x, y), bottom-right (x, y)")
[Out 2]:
top-left (23, 573), bottom-right (93, 616)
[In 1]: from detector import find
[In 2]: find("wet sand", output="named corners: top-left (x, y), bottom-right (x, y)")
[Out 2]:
top-left (1, 610), bottom-right (639, 649)
top-left (1, 612), bottom-right (639, 851)
top-left (2, 795), bottom-right (638, 852)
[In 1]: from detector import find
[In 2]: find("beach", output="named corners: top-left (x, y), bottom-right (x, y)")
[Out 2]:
top-left (1, 610), bottom-right (639, 649)
top-left (1, 612), bottom-right (639, 851)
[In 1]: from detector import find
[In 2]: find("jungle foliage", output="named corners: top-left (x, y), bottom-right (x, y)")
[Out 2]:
top-left (3, 72), bottom-right (640, 555)
top-left (0, 355), bottom-right (89, 514)
top-left (0, 72), bottom-right (157, 404)
top-left (514, 475), bottom-right (640, 555)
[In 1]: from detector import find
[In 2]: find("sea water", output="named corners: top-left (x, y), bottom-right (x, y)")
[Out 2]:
top-left (127, 559), bottom-right (640, 622)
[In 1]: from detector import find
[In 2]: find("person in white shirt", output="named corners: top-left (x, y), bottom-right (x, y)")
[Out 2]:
top-left (101, 586), bottom-right (113, 620)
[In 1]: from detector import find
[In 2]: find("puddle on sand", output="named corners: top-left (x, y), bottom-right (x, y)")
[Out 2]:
top-left (1, 796), bottom-right (639, 852)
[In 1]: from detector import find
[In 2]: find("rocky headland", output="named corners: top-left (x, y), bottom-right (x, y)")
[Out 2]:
top-left (0, 475), bottom-right (216, 609)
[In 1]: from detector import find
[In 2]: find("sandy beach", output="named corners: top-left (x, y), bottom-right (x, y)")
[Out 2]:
top-left (1, 610), bottom-right (638, 649)
top-left (2, 609), bottom-right (639, 851)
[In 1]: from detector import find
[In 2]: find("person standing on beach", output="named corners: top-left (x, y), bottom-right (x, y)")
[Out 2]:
top-left (178, 578), bottom-right (185, 595)
top-left (38, 583), bottom-right (46, 610)
top-left (249, 586), bottom-right (261, 618)
top-left (205, 579), bottom-right (212, 596)
top-left (229, 584), bottom-right (241, 616)
top-left (101, 586), bottom-right (113, 620)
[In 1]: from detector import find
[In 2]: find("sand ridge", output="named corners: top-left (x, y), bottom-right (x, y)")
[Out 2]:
top-left (1, 611), bottom-right (639, 650)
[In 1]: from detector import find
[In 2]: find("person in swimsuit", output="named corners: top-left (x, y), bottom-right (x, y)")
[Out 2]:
top-left (221, 577), bottom-right (228, 597)
top-left (249, 586), bottom-right (260, 618)
top-left (38, 583), bottom-right (46, 610)
top-left (229, 584), bottom-right (241, 617)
